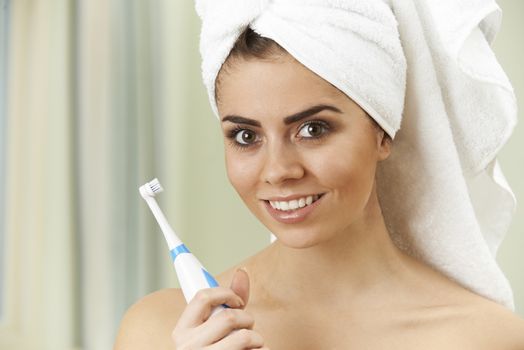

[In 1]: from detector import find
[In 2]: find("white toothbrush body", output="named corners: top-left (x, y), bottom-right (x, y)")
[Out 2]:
top-left (139, 178), bottom-right (227, 316)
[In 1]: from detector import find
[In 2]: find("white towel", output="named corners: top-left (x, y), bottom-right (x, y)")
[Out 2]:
top-left (195, 0), bottom-right (517, 310)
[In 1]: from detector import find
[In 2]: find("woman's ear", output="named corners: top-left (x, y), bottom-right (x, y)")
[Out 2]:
top-left (377, 129), bottom-right (392, 161)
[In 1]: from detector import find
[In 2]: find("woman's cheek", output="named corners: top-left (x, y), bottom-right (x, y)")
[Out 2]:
top-left (318, 152), bottom-right (371, 203)
top-left (226, 153), bottom-right (258, 195)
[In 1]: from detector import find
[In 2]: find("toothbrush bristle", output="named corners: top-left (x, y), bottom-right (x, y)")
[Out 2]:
top-left (148, 178), bottom-right (164, 194)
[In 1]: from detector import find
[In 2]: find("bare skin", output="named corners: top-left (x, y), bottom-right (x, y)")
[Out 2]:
top-left (115, 255), bottom-right (524, 349)
top-left (114, 54), bottom-right (524, 349)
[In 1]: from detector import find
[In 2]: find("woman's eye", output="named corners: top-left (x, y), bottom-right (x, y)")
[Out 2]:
top-left (235, 129), bottom-right (258, 145)
top-left (297, 121), bottom-right (329, 138)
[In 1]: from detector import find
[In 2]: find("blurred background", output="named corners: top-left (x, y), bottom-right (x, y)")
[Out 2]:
top-left (0, 0), bottom-right (522, 349)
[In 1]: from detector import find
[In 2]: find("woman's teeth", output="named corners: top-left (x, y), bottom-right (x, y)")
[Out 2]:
top-left (269, 194), bottom-right (321, 211)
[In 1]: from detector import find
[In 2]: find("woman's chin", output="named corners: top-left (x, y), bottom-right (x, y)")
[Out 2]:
top-left (269, 228), bottom-right (326, 249)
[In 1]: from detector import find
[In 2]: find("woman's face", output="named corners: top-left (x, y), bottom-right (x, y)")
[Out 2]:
top-left (216, 54), bottom-right (391, 248)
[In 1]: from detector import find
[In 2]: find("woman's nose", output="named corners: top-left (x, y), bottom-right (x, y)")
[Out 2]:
top-left (260, 143), bottom-right (304, 185)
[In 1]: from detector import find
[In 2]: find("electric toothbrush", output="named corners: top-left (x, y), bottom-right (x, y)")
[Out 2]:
top-left (139, 178), bottom-right (228, 317)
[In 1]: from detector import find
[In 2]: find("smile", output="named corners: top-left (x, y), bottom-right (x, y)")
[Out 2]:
top-left (269, 194), bottom-right (322, 211)
top-left (263, 193), bottom-right (325, 224)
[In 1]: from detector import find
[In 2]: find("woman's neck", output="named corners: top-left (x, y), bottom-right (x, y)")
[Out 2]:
top-left (248, 188), bottom-right (416, 311)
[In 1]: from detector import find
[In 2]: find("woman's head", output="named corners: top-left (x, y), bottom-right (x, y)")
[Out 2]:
top-left (215, 28), bottom-right (392, 248)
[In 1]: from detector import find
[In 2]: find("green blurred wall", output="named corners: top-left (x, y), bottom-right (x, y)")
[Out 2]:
top-left (493, 0), bottom-right (524, 317)
top-left (177, 0), bottom-right (524, 316)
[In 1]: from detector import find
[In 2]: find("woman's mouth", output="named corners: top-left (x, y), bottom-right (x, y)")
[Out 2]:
top-left (263, 193), bottom-right (325, 224)
top-left (269, 194), bottom-right (322, 211)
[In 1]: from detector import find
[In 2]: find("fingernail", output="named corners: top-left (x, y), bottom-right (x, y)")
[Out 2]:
top-left (239, 266), bottom-right (248, 274)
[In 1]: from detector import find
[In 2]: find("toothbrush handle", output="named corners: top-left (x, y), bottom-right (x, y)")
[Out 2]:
top-left (171, 245), bottom-right (229, 309)
top-left (170, 245), bottom-right (240, 336)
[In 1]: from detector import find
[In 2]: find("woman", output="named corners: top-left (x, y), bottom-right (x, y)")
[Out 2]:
top-left (115, 1), bottom-right (524, 349)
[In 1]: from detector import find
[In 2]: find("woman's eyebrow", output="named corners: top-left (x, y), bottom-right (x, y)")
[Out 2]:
top-left (221, 104), bottom-right (342, 126)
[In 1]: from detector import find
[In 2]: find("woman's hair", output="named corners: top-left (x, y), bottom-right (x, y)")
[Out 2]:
top-left (215, 27), bottom-right (287, 104)
top-left (216, 27), bottom-right (392, 143)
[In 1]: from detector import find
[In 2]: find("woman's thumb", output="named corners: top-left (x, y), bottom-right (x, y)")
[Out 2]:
top-left (230, 267), bottom-right (250, 308)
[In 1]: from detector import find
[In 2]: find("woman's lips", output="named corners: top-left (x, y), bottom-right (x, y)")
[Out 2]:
top-left (263, 194), bottom-right (324, 224)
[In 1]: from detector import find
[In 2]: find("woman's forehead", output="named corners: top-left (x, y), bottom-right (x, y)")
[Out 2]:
top-left (217, 58), bottom-right (352, 119)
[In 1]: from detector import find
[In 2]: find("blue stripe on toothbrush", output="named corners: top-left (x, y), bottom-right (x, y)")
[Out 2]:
top-left (202, 268), bottom-right (230, 309)
top-left (202, 268), bottom-right (219, 287)
top-left (170, 244), bottom-right (190, 261)
top-left (170, 244), bottom-right (229, 309)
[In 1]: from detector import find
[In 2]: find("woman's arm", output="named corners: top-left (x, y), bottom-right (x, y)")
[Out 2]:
top-left (114, 288), bottom-right (186, 350)
top-left (113, 269), bottom-right (264, 350)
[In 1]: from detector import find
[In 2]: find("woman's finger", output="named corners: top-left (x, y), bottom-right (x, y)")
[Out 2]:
top-left (207, 328), bottom-right (265, 350)
top-left (229, 268), bottom-right (250, 307)
top-left (176, 287), bottom-right (244, 328)
top-left (192, 308), bottom-right (255, 346)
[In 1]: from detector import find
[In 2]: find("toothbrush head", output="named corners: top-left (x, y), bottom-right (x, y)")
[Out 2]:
top-left (139, 178), bottom-right (164, 198)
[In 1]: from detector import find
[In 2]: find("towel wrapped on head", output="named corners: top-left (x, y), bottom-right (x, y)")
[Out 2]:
top-left (195, 0), bottom-right (517, 310)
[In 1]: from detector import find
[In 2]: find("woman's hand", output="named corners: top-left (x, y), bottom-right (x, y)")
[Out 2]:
top-left (171, 268), bottom-right (269, 349)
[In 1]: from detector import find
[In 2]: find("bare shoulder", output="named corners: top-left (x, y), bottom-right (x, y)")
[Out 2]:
top-left (475, 300), bottom-right (524, 349)
top-left (113, 288), bottom-right (186, 350)
top-left (402, 254), bottom-right (524, 348)
top-left (457, 294), bottom-right (524, 349)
